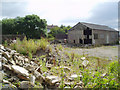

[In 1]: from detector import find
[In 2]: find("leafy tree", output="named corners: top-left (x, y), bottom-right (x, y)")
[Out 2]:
top-left (22, 15), bottom-right (47, 38)
top-left (14, 16), bottom-right (25, 34)
top-left (2, 14), bottom-right (47, 39)
top-left (48, 25), bottom-right (71, 38)
top-left (2, 18), bottom-right (16, 34)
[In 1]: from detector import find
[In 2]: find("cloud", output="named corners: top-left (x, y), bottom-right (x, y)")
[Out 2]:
top-left (26, 0), bottom-right (102, 26)
top-left (85, 2), bottom-right (118, 29)
top-left (1, 0), bottom-right (119, 29)
top-left (61, 1), bottom-right (118, 29)
top-left (1, 1), bottom-right (28, 19)
top-left (118, 1), bottom-right (120, 30)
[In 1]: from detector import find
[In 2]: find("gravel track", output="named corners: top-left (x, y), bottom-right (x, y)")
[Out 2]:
top-left (64, 45), bottom-right (119, 60)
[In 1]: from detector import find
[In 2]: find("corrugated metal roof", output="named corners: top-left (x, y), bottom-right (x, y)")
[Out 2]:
top-left (80, 22), bottom-right (117, 31)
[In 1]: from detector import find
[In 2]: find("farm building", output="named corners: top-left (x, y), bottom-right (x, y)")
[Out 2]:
top-left (68, 22), bottom-right (119, 45)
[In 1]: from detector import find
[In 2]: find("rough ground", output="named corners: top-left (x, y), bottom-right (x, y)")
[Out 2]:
top-left (1, 44), bottom-right (119, 89)
top-left (64, 45), bottom-right (119, 60)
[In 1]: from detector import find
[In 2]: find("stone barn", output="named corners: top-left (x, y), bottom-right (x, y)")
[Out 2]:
top-left (68, 22), bottom-right (119, 45)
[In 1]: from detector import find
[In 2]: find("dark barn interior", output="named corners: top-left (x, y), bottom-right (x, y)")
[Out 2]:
top-left (83, 27), bottom-right (92, 44)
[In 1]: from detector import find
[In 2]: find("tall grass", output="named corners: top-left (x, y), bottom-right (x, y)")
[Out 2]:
top-left (9, 37), bottom-right (50, 57)
top-left (56, 44), bottom-right (63, 51)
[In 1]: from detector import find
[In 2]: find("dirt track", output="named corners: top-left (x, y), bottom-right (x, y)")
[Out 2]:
top-left (64, 45), bottom-right (119, 60)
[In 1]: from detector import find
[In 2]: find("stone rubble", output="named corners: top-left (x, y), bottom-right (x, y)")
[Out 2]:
top-left (69, 74), bottom-right (82, 81)
top-left (81, 57), bottom-right (86, 60)
top-left (82, 60), bottom-right (89, 67)
top-left (0, 44), bottom-right (84, 89)
top-left (45, 75), bottom-right (61, 86)
top-left (19, 81), bottom-right (35, 88)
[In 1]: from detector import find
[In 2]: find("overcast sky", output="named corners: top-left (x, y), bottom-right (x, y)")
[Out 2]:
top-left (1, 0), bottom-right (119, 30)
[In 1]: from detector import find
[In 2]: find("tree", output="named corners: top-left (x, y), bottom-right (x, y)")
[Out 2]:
top-left (48, 25), bottom-right (71, 38)
top-left (14, 16), bottom-right (25, 34)
top-left (2, 14), bottom-right (47, 39)
top-left (2, 18), bottom-right (16, 34)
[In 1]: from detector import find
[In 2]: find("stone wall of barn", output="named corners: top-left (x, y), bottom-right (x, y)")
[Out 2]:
top-left (68, 28), bottom-right (119, 45)
top-left (68, 29), bottom-right (83, 44)
top-left (92, 30), bottom-right (119, 45)
top-left (68, 23), bottom-right (86, 44)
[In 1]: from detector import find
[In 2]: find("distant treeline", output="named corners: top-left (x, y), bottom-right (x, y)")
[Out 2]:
top-left (0, 14), bottom-right (72, 39)
top-left (0, 14), bottom-right (47, 39)
top-left (48, 25), bottom-right (71, 38)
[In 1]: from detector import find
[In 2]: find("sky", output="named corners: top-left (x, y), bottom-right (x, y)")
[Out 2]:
top-left (1, 0), bottom-right (119, 30)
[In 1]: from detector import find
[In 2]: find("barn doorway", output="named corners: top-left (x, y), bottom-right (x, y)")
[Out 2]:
top-left (73, 40), bottom-right (75, 43)
top-left (79, 39), bottom-right (83, 44)
top-left (83, 27), bottom-right (92, 44)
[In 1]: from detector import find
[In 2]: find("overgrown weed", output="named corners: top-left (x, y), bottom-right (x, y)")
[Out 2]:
top-left (8, 37), bottom-right (50, 58)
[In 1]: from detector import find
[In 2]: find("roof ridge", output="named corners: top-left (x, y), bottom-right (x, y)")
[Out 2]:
top-left (79, 22), bottom-right (116, 31)
top-left (80, 22), bottom-right (109, 27)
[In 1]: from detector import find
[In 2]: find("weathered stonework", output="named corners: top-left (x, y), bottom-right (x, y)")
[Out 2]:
top-left (68, 22), bottom-right (119, 45)
top-left (92, 30), bottom-right (118, 45)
